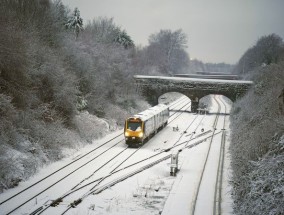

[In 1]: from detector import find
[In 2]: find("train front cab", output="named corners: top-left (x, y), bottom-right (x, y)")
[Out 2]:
top-left (124, 117), bottom-right (144, 147)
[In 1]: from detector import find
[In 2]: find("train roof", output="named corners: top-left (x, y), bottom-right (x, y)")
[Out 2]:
top-left (130, 104), bottom-right (168, 121)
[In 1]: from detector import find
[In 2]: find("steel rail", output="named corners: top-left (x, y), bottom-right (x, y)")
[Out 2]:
top-left (0, 133), bottom-right (123, 207)
top-left (1, 96), bottom-right (186, 212)
top-left (191, 95), bottom-right (222, 215)
top-left (213, 96), bottom-right (228, 215)
top-left (6, 138), bottom-right (125, 215)
top-left (33, 146), bottom-right (142, 215)
top-left (60, 132), bottom-right (222, 215)
top-left (36, 104), bottom-right (214, 215)
top-left (26, 98), bottom-right (193, 215)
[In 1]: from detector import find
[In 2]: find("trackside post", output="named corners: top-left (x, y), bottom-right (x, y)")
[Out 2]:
top-left (170, 151), bottom-right (179, 176)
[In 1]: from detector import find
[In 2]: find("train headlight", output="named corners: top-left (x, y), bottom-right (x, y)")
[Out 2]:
top-left (125, 131), bottom-right (130, 137)
top-left (138, 132), bottom-right (144, 138)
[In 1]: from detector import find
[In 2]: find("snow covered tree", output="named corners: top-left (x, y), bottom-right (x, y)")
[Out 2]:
top-left (83, 17), bottom-right (118, 44)
top-left (146, 29), bottom-right (189, 75)
top-left (234, 34), bottom-right (284, 76)
top-left (230, 62), bottom-right (284, 215)
top-left (84, 17), bottom-right (134, 48)
top-left (113, 29), bottom-right (134, 49)
top-left (66, 7), bottom-right (83, 40)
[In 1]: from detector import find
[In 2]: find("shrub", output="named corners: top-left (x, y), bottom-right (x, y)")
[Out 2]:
top-left (73, 111), bottom-right (110, 142)
top-left (230, 62), bottom-right (284, 215)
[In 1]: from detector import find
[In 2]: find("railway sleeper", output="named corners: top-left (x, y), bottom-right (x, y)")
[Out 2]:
top-left (50, 198), bottom-right (63, 207)
top-left (29, 206), bottom-right (44, 215)
top-left (70, 198), bottom-right (82, 208)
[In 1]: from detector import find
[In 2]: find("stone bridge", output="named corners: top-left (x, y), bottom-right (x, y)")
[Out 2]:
top-left (134, 75), bottom-right (253, 112)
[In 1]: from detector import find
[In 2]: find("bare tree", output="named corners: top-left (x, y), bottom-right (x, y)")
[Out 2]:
top-left (146, 29), bottom-right (189, 74)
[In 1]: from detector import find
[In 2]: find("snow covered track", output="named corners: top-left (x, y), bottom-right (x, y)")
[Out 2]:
top-left (213, 97), bottom-right (227, 215)
top-left (35, 100), bottom-right (204, 214)
top-left (0, 96), bottom-right (233, 215)
top-left (190, 95), bottom-right (229, 215)
top-left (55, 100), bottom-right (222, 214)
top-left (58, 132), bottom-right (219, 214)
top-left (0, 96), bottom-right (190, 214)
top-left (0, 134), bottom-right (125, 215)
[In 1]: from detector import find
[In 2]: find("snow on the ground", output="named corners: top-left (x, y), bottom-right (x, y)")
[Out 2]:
top-left (0, 95), bottom-right (233, 215)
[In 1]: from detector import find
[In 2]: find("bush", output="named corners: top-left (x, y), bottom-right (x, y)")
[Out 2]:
top-left (73, 111), bottom-right (110, 142)
top-left (230, 62), bottom-right (284, 215)
top-left (237, 149), bottom-right (284, 215)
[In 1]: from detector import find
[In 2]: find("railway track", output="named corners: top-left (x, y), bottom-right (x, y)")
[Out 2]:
top-left (30, 99), bottom-right (208, 214)
top-left (213, 96), bottom-right (228, 215)
top-left (51, 125), bottom-right (219, 214)
top-left (190, 95), bottom-right (228, 215)
top-left (0, 96), bottom-right (191, 214)
top-left (48, 101), bottom-right (214, 214)
top-left (2, 95), bottom-right (226, 215)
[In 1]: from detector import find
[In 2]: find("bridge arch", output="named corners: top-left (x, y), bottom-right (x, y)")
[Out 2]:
top-left (134, 75), bottom-right (253, 112)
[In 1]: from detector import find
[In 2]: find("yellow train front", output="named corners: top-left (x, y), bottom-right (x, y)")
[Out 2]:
top-left (124, 117), bottom-right (145, 146)
top-left (124, 104), bottom-right (169, 147)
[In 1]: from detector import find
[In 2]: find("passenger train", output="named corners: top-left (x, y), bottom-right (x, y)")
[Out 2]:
top-left (124, 104), bottom-right (170, 147)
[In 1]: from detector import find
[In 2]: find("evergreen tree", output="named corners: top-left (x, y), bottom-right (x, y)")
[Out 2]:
top-left (114, 29), bottom-right (134, 49)
top-left (66, 7), bottom-right (83, 39)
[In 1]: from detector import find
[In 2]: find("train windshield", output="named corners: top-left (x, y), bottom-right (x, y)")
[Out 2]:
top-left (127, 121), bottom-right (142, 131)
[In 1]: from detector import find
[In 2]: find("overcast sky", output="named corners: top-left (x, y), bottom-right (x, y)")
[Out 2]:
top-left (61, 0), bottom-right (284, 64)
